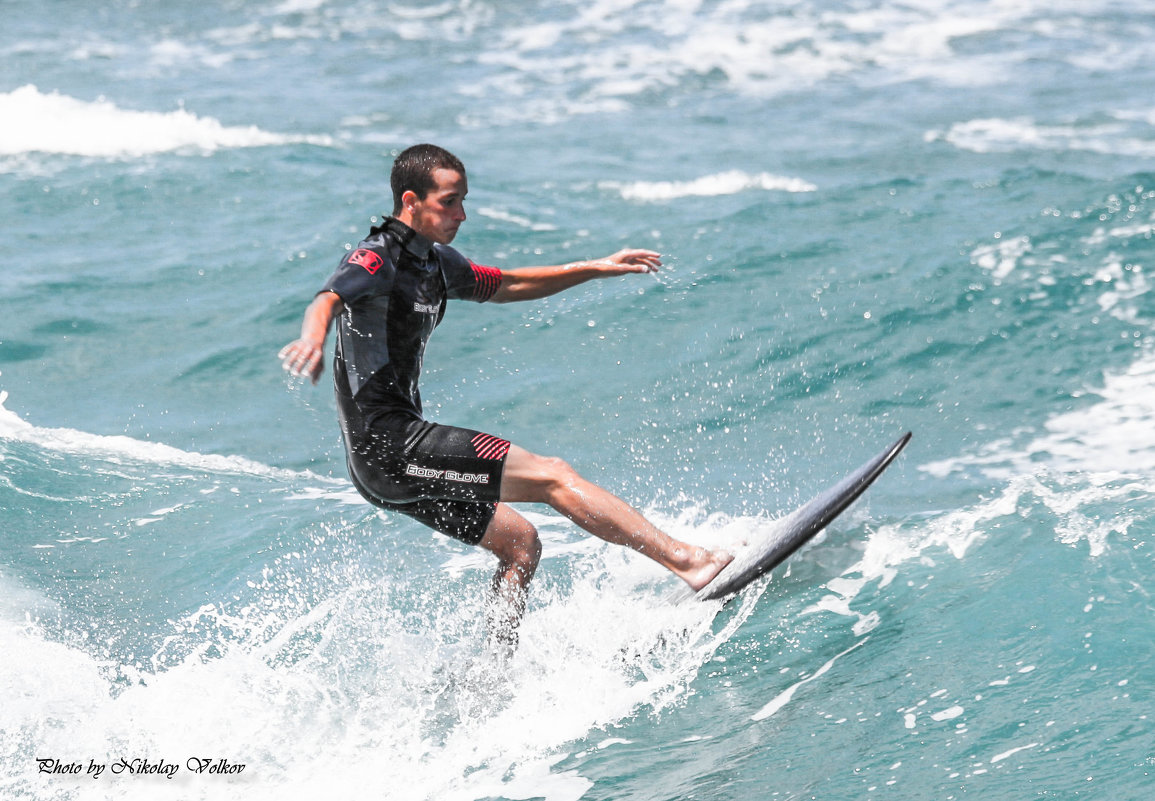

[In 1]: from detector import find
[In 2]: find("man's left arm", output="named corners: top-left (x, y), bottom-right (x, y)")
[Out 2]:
top-left (490, 249), bottom-right (662, 303)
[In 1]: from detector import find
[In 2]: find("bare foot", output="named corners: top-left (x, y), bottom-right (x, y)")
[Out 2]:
top-left (678, 548), bottom-right (733, 592)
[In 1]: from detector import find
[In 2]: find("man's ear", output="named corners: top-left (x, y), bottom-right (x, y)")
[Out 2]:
top-left (401, 189), bottom-right (419, 214)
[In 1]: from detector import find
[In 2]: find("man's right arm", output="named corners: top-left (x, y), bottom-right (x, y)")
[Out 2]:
top-left (278, 290), bottom-right (344, 384)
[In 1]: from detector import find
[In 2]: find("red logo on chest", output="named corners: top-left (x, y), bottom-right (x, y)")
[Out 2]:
top-left (348, 248), bottom-right (384, 275)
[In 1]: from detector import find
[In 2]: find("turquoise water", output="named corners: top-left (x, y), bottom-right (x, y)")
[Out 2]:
top-left (2, 1), bottom-right (1154, 798)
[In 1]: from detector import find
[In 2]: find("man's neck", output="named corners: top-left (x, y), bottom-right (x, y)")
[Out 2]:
top-left (379, 216), bottom-right (433, 259)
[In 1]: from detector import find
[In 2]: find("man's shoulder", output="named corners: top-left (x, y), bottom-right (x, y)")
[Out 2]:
top-left (343, 246), bottom-right (391, 277)
top-left (340, 232), bottom-right (397, 277)
top-left (432, 242), bottom-right (471, 271)
top-left (321, 234), bottom-right (397, 301)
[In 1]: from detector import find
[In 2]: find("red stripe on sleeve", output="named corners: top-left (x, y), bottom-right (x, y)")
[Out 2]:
top-left (471, 433), bottom-right (511, 460)
top-left (469, 262), bottom-right (503, 302)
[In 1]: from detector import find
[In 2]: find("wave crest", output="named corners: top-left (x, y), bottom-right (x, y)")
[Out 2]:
top-left (602, 170), bottom-right (816, 202)
top-left (0, 85), bottom-right (332, 158)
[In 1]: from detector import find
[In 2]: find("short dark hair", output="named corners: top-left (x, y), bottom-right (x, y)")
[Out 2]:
top-left (391, 144), bottom-right (466, 215)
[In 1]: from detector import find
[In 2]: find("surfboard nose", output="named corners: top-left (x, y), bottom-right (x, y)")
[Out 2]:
top-left (693, 432), bottom-right (912, 602)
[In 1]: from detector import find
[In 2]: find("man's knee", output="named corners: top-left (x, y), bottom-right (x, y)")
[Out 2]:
top-left (482, 510), bottom-right (542, 573)
top-left (501, 444), bottom-right (588, 506)
top-left (520, 527), bottom-right (543, 572)
top-left (508, 520), bottom-right (542, 566)
top-left (505, 528), bottom-right (541, 581)
top-left (529, 454), bottom-right (583, 501)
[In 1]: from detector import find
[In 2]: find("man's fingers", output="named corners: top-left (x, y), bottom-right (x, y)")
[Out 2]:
top-left (603, 248), bottom-right (663, 273)
top-left (626, 249), bottom-right (662, 268)
top-left (615, 248), bottom-right (660, 261)
top-left (279, 341), bottom-right (323, 380)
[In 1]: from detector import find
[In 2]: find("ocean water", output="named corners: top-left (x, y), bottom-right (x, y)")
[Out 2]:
top-left (2, 0), bottom-right (1154, 798)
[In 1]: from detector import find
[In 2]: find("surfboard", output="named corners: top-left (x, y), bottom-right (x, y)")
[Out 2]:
top-left (691, 432), bottom-right (912, 603)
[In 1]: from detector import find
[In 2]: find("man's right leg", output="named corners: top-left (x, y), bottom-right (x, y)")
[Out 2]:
top-left (498, 444), bottom-right (730, 591)
top-left (477, 503), bottom-right (541, 654)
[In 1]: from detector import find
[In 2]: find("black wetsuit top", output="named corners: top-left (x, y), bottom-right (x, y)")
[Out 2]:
top-left (321, 216), bottom-right (502, 431)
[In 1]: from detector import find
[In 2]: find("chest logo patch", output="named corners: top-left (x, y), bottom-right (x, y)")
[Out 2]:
top-left (348, 248), bottom-right (384, 275)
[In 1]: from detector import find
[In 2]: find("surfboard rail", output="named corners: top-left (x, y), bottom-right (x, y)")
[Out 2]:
top-left (693, 431), bottom-right (912, 602)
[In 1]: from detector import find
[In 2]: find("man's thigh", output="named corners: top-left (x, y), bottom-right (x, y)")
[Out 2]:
top-left (496, 444), bottom-right (576, 504)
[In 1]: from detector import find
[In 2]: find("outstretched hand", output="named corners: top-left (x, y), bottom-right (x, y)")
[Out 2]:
top-left (592, 248), bottom-right (663, 274)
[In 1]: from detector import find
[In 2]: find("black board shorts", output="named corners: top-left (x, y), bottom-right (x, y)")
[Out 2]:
top-left (344, 419), bottom-right (510, 545)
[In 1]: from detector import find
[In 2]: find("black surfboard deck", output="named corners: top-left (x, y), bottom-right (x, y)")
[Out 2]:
top-left (690, 432), bottom-right (911, 603)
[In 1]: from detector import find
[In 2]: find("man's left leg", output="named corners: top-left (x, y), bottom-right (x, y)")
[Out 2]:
top-left (476, 502), bottom-right (541, 653)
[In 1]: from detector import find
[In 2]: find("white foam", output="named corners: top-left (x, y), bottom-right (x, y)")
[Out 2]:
top-left (1115, 109), bottom-right (1155, 127)
top-left (971, 235), bottom-right (1032, 280)
top-left (914, 352), bottom-right (1155, 557)
top-left (801, 490), bottom-right (1007, 633)
top-left (0, 390), bottom-right (340, 485)
top-left (0, 571), bottom-right (60, 623)
top-left (0, 85), bottom-right (333, 159)
top-left (751, 637), bottom-right (870, 721)
top-left (462, 0), bottom-right (1075, 122)
top-left (476, 206), bottom-right (558, 231)
top-left (0, 501), bottom-right (764, 800)
top-left (801, 401), bottom-right (1155, 623)
top-left (931, 705), bottom-right (965, 722)
top-left (602, 171), bottom-right (816, 202)
top-left (1091, 259), bottom-right (1151, 322)
top-left (1084, 219), bottom-right (1155, 247)
top-left (924, 354), bottom-right (1155, 480)
top-left (991, 742), bottom-right (1039, 764)
top-left (968, 216), bottom-right (1151, 324)
top-left (272, 0), bottom-right (328, 13)
top-left (0, 616), bottom-right (111, 733)
top-left (1011, 353), bottom-right (1155, 532)
top-left (928, 117), bottom-right (1155, 158)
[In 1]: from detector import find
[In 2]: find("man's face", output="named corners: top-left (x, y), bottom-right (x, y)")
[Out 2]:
top-left (405, 167), bottom-right (468, 245)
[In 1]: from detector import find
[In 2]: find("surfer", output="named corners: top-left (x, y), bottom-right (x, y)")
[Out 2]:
top-left (279, 144), bottom-right (730, 652)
